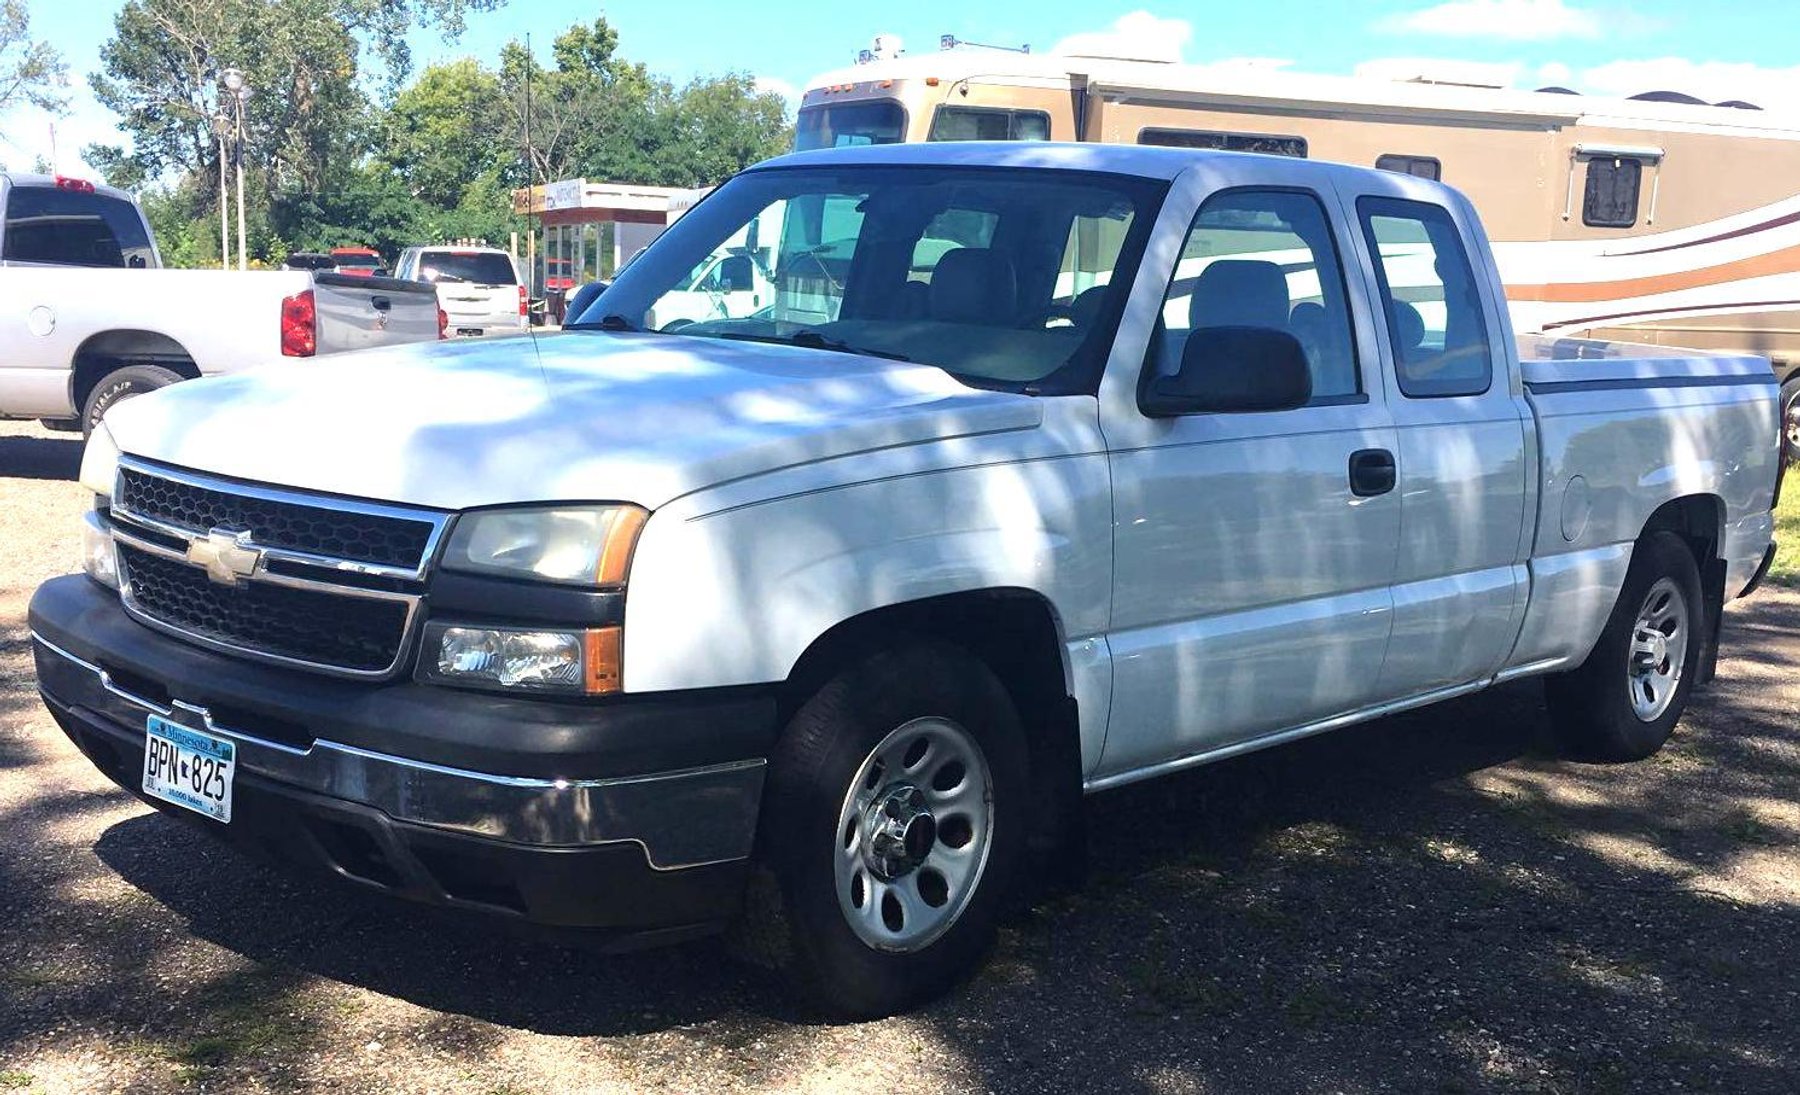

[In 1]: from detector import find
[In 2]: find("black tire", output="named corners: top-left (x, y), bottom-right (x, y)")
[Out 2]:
top-left (82, 364), bottom-right (184, 436)
top-left (749, 644), bottom-right (1028, 1019)
top-left (1781, 374), bottom-right (1800, 466)
top-left (1544, 531), bottom-right (1704, 762)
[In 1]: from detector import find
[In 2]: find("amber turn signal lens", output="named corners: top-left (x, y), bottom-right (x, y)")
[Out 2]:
top-left (584, 627), bottom-right (623, 694)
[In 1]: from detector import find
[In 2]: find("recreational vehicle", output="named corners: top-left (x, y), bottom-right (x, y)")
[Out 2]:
top-left (799, 44), bottom-right (1800, 454)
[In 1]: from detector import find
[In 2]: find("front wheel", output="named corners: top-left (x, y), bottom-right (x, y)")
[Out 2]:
top-left (749, 644), bottom-right (1027, 1019)
top-left (1544, 531), bottom-right (1704, 761)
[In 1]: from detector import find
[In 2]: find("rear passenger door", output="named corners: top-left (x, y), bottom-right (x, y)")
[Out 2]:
top-left (1096, 166), bottom-right (1401, 780)
top-left (1343, 190), bottom-right (1532, 699)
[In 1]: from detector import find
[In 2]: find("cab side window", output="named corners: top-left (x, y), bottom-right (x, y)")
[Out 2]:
top-left (1153, 188), bottom-right (1360, 402)
top-left (1357, 197), bottom-right (1493, 398)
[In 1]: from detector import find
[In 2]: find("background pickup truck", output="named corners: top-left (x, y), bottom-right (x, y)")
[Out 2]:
top-left (30, 143), bottom-right (1782, 1020)
top-left (0, 172), bottom-right (444, 432)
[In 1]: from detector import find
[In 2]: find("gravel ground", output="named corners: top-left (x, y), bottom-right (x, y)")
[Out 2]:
top-left (2, 417), bottom-right (1797, 1094)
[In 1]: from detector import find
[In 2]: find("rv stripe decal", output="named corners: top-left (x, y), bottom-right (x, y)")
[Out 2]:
top-left (1508, 246), bottom-right (1800, 303)
top-left (1537, 298), bottom-right (1800, 331)
top-left (1617, 209), bottom-right (1800, 257)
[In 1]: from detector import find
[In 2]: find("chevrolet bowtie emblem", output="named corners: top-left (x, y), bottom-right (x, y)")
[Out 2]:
top-left (185, 528), bottom-right (263, 587)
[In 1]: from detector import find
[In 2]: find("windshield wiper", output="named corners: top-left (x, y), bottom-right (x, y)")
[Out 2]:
top-left (713, 329), bottom-right (912, 362)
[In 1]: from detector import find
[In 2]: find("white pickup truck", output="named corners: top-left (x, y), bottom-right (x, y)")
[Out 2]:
top-left (31, 144), bottom-right (1782, 1018)
top-left (0, 173), bottom-right (444, 432)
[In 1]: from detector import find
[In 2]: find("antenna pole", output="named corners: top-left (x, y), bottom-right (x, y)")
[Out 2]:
top-left (524, 33), bottom-right (537, 305)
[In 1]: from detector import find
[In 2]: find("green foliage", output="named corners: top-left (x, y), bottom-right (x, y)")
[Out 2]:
top-left (0, 0), bottom-right (66, 115)
top-left (90, 8), bottom-right (794, 266)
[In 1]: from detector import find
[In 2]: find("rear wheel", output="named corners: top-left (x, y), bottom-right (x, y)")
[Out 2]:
top-left (749, 644), bottom-right (1026, 1019)
top-left (81, 364), bottom-right (184, 436)
top-left (1544, 531), bottom-right (1704, 761)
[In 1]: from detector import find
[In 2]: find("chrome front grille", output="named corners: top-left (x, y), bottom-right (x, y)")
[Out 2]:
top-left (116, 463), bottom-right (437, 572)
top-left (108, 460), bottom-right (450, 678)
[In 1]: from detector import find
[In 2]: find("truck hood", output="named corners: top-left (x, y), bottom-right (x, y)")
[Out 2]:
top-left (101, 332), bottom-right (1043, 511)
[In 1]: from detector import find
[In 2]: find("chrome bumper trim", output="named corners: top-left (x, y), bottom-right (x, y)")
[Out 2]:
top-left (33, 631), bottom-right (763, 870)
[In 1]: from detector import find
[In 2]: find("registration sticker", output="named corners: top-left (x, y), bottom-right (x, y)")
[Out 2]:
top-left (142, 715), bottom-right (235, 824)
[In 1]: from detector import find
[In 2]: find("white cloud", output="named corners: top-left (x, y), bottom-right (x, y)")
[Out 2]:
top-left (1051, 11), bottom-right (1193, 63)
top-left (1575, 57), bottom-right (1800, 107)
top-left (1380, 0), bottom-right (1602, 41)
top-left (753, 75), bottom-right (799, 104)
top-left (1536, 61), bottom-right (1574, 87)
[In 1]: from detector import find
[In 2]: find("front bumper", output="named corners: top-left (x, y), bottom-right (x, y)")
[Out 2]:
top-left (30, 575), bottom-right (776, 937)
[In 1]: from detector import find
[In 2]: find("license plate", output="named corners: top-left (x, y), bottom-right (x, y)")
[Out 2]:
top-left (456, 327), bottom-right (484, 336)
top-left (142, 715), bottom-right (235, 823)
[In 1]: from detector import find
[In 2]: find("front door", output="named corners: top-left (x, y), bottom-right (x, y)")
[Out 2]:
top-left (1095, 165), bottom-right (1402, 781)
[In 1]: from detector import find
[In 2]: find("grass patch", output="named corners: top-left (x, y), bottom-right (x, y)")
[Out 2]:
top-left (1772, 483), bottom-right (1799, 587)
top-left (0, 1071), bottom-right (32, 1090)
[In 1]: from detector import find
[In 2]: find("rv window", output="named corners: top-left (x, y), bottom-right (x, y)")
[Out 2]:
top-left (928, 107), bottom-right (1051, 142)
top-left (794, 101), bottom-right (907, 150)
top-left (1152, 188), bottom-right (1361, 401)
top-left (1357, 197), bottom-right (1493, 399)
top-left (1138, 129), bottom-right (1308, 158)
top-left (1582, 157), bottom-right (1642, 228)
top-left (1375, 154), bottom-right (1442, 181)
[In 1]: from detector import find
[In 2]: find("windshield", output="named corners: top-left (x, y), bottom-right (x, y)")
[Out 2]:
top-left (418, 251), bottom-right (517, 285)
top-left (794, 102), bottom-right (907, 151)
top-left (332, 252), bottom-right (382, 268)
top-left (583, 164), bottom-right (1164, 392)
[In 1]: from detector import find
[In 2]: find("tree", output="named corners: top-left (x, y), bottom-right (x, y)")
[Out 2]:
top-left (0, 0), bottom-right (67, 115)
top-left (380, 57), bottom-right (511, 207)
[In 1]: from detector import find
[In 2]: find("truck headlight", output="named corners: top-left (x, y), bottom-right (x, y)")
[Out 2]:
top-left (441, 505), bottom-right (647, 586)
top-left (419, 622), bottom-right (622, 694)
top-left (78, 425), bottom-right (120, 499)
top-left (81, 510), bottom-right (119, 590)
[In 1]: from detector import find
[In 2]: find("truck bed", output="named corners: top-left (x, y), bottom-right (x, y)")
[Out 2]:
top-left (1509, 334), bottom-right (1781, 672)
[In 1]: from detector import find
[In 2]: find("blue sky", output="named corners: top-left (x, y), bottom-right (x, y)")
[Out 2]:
top-left (7, 0), bottom-right (1800, 174)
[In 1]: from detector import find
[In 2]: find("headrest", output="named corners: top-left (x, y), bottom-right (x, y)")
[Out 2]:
top-left (931, 249), bottom-right (1017, 325)
top-left (1189, 260), bottom-right (1290, 330)
top-left (1388, 299), bottom-right (1426, 352)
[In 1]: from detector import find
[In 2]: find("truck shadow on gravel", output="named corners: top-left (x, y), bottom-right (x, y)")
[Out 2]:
top-left (0, 432), bottom-right (81, 482)
top-left (27, 595), bottom-right (1799, 1090)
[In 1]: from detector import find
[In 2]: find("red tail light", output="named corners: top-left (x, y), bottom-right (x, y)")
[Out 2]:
top-left (280, 290), bottom-right (317, 357)
top-left (54, 175), bottom-right (96, 193)
top-left (518, 284), bottom-right (527, 318)
top-left (437, 306), bottom-right (449, 340)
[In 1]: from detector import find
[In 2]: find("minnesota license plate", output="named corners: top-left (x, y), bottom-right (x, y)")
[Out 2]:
top-left (142, 715), bottom-right (235, 824)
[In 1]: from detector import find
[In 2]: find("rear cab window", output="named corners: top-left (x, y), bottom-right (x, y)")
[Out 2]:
top-left (1357, 197), bottom-right (1493, 398)
top-left (416, 251), bottom-right (519, 286)
top-left (1152, 188), bottom-right (1362, 403)
top-left (2, 184), bottom-right (155, 268)
top-left (1139, 129), bottom-right (1308, 158)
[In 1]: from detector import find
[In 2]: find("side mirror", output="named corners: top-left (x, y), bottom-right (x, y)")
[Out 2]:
top-left (1142, 325), bottom-right (1313, 417)
top-left (719, 255), bottom-right (755, 293)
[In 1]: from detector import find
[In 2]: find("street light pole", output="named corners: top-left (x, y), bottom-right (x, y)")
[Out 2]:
top-left (215, 117), bottom-right (231, 270)
top-left (222, 69), bottom-right (252, 271)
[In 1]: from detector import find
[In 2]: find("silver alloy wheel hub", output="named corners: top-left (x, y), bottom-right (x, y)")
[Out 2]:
top-left (834, 716), bottom-right (994, 953)
top-left (1627, 576), bottom-right (1689, 723)
top-left (863, 784), bottom-right (937, 880)
top-left (1786, 395), bottom-right (1800, 455)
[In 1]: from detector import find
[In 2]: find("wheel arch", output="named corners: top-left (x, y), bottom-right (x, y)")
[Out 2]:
top-left (69, 329), bottom-right (200, 411)
top-left (778, 588), bottom-right (1088, 891)
top-left (1639, 493), bottom-right (1728, 685)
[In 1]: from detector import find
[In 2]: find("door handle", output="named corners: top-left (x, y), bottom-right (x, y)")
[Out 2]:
top-left (1349, 448), bottom-right (1397, 497)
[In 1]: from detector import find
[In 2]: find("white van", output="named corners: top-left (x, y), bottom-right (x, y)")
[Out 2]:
top-left (394, 246), bottom-right (527, 337)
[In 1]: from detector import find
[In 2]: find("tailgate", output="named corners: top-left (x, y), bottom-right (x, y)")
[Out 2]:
top-left (438, 283), bottom-right (519, 329)
top-left (311, 273), bottom-right (440, 351)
